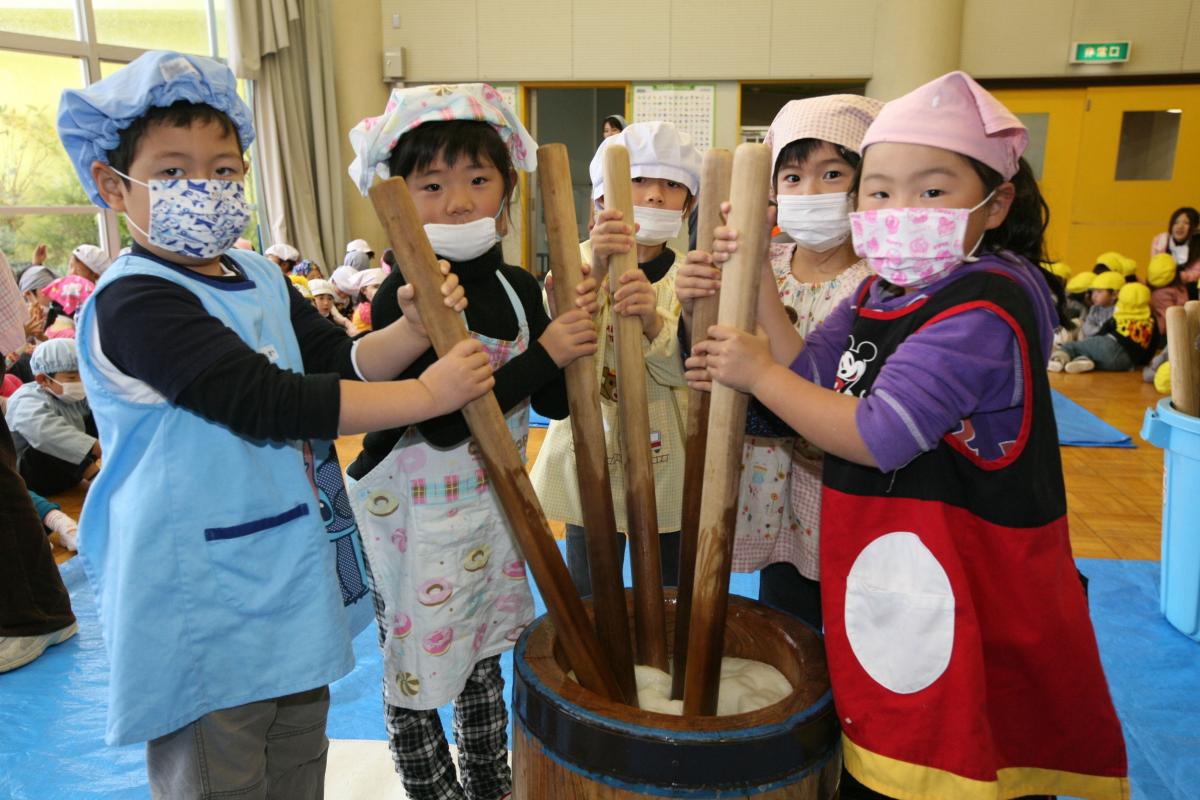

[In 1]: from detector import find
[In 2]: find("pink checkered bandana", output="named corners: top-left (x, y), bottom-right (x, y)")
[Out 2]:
top-left (765, 94), bottom-right (884, 180)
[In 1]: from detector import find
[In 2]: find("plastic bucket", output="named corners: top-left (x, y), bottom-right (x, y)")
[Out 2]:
top-left (1140, 398), bottom-right (1200, 641)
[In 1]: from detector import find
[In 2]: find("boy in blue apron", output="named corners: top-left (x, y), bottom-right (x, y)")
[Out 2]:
top-left (57, 51), bottom-right (495, 799)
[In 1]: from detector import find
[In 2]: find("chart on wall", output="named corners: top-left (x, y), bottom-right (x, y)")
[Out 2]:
top-left (632, 84), bottom-right (715, 151)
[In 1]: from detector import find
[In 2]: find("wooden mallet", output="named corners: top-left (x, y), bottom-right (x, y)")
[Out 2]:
top-left (369, 176), bottom-right (622, 703)
top-left (682, 143), bottom-right (773, 716)
top-left (602, 144), bottom-right (670, 671)
top-left (1171, 300), bottom-right (1200, 417)
top-left (537, 143), bottom-right (637, 704)
top-left (671, 148), bottom-right (733, 700)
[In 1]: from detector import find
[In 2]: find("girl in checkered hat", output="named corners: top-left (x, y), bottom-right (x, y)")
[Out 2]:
top-left (676, 95), bottom-right (882, 631)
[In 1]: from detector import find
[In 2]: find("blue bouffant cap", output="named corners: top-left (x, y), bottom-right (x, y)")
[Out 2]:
top-left (57, 51), bottom-right (255, 207)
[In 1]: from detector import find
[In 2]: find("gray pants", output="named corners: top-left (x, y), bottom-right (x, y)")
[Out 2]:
top-left (1061, 335), bottom-right (1133, 371)
top-left (146, 686), bottom-right (330, 800)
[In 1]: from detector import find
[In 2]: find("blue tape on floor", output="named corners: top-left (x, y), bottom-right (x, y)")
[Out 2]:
top-left (3, 555), bottom-right (1195, 798)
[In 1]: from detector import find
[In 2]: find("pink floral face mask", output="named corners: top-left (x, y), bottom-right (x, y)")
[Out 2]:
top-left (849, 191), bottom-right (994, 288)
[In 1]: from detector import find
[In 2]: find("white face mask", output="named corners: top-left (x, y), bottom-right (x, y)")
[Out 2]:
top-left (50, 379), bottom-right (87, 404)
top-left (113, 168), bottom-right (251, 260)
top-left (632, 205), bottom-right (683, 246)
top-left (423, 204), bottom-right (505, 263)
top-left (776, 192), bottom-right (852, 252)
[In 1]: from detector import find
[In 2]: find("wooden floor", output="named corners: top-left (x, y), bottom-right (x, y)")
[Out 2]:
top-left (49, 369), bottom-right (1166, 565)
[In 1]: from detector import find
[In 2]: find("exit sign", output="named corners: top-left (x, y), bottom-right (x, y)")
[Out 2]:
top-left (1071, 41), bottom-right (1131, 63)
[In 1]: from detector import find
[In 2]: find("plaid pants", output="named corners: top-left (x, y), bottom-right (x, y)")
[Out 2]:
top-left (384, 656), bottom-right (511, 800)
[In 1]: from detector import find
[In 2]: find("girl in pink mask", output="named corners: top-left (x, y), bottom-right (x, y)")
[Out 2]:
top-left (689, 72), bottom-right (1126, 800)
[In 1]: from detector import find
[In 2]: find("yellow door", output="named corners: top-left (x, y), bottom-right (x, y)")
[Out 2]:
top-left (1069, 84), bottom-right (1200, 280)
top-left (990, 88), bottom-right (1087, 269)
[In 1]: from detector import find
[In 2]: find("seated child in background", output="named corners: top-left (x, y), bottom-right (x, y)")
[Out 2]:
top-left (329, 264), bottom-right (360, 313)
top-left (3, 339), bottom-right (99, 495)
top-left (1064, 270), bottom-right (1093, 324)
top-left (19, 266), bottom-right (73, 338)
top-left (70, 244), bottom-right (111, 283)
top-left (1148, 252), bottom-right (1188, 337)
top-left (342, 250), bottom-right (371, 271)
top-left (1093, 250), bottom-right (1137, 283)
top-left (309, 278), bottom-right (357, 334)
top-left (345, 238), bottom-right (374, 269)
top-left (43, 274), bottom-right (96, 322)
top-left (1043, 262), bottom-right (1075, 346)
top-left (1079, 270), bottom-right (1123, 338)
top-left (351, 268), bottom-right (385, 333)
top-left (1050, 281), bottom-right (1154, 373)
top-left (264, 242), bottom-right (302, 281)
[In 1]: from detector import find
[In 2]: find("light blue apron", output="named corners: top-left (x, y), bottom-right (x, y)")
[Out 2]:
top-left (76, 249), bottom-right (367, 745)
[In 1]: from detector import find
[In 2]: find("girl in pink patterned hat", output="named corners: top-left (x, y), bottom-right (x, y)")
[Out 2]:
top-left (346, 83), bottom-right (599, 800)
top-left (691, 72), bottom-right (1126, 800)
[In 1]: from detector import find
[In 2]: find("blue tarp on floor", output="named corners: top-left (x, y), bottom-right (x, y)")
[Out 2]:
top-left (2, 555), bottom-right (1195, 799)
top-left (1052, 388), bottom-right (1136, 448)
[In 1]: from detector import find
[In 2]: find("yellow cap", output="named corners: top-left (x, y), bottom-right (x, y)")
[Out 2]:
top-left (1065, 272), bottom-right (1095, 294)
top-left (1114, 282), bottom-right (1152, 325)
top-left (1154, 361), bottom-right (1171, 395)
top-left (1091, 271), bottom-right (1126, 292)
top-left (1118, 255), bottom-right (1137, 277)
top-left (1095, 251), bottom-right (1125, 271)
top-left (1045, 261), bottom-right (1072, 282)
top-left (1148, 253), bottom-right (1178, 288)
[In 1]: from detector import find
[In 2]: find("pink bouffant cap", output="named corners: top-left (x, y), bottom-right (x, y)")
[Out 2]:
top-left (861, 71), bottom-right (1028, 180)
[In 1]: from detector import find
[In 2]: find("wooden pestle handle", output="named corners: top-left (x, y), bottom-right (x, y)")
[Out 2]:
top-left (672, 148), bottom-right (733, 699)
top-left (602, 144), bottom-right (669, 671)
top-left (1175, 301), bottom-right (1200, 417)
top-left (368, 176), bottom-right (622, 702)
top-left (682, 143), bottom-right (773, 716)
top-left (537, 144), bottom-right (637, 704)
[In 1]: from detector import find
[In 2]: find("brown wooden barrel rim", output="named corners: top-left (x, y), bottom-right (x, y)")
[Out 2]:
top-left (513, 593), bottom-right (838, 790)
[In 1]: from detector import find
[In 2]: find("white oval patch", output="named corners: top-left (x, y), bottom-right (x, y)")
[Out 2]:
top-left (844, 531), bottom-right (955, 695)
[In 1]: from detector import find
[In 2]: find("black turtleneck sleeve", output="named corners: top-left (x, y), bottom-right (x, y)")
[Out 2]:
top-left (347, 247), bottom-right (568, 478)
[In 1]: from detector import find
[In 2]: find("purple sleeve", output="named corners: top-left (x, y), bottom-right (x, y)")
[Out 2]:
top-left (789, 294), bottom-right (855, 388)
top-left (856, 308), bottom-right (1021, 472)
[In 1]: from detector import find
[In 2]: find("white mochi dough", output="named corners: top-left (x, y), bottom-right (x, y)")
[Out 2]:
top-left (630, 657), bottom-right (792, 716)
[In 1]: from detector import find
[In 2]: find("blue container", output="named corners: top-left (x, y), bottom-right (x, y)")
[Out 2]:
top-left (1141, 398), bottom-right (1200, 641)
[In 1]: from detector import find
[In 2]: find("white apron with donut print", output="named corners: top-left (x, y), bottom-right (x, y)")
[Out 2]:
top-left (350, 273), bottom-right (535, 710)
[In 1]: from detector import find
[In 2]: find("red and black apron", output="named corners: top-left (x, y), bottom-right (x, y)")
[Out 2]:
top-left (821, 271), bottom-right (1129, 800)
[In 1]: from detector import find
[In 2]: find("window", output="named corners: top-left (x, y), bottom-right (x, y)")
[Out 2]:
top-left (0, 0), bottom-right (251, 271)
top-left (1015, 113), bottom-right (1049, 181)
top-left (92, 0), bottom-right (212, 56)
top-left (1115, 111), bottom-right (1181, 182)
top-left (0, 0), bottom-right (77, 39)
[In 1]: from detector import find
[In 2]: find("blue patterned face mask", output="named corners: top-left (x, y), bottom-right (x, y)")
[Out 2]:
top-left (112, 168), bottom-right (251, 259)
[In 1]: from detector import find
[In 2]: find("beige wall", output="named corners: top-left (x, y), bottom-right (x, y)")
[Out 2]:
top-left (331, 0), bottom-right (391, 257)
top-left (376, 0), bottom-right (1200, 90)
top-left (379, 0), bottom-right (877, 82)
top-left (962, 0), bottom-right (1200, 77)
